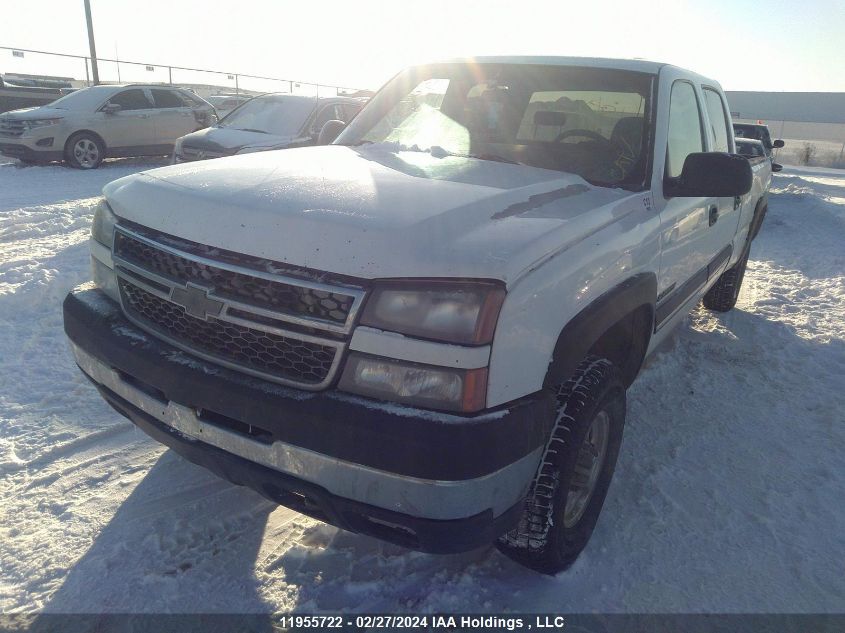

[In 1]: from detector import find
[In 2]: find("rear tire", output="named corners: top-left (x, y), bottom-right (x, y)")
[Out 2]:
top-left (702, 252), bottom-right (749, 312)
top-left (497, 356), bottom-right (626, 574)
top-left (65, 132), bottom-right (104, 169)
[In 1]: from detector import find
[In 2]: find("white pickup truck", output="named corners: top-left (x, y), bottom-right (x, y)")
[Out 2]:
top-left (64, 57), bottom-right (770, 574)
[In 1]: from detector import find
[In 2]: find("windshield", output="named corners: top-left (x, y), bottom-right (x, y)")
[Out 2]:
top-left (217, 96), bottom-right (316, 136)
top-left (45, 86), bottom-right (111, 110)
top-left (337, 63), bottom-right (655, 189)
top-left (734, 124), bottom-right (772, 148)
top-left (737, 141), bottom-right (764, 157)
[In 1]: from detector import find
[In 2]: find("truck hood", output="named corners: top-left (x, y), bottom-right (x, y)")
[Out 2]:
top-left (1, 106), bottom-right (67, 120)
top-left (179, 126), bottom-right (295, 153)
top-left (104, 145), bottom-right (636, 283)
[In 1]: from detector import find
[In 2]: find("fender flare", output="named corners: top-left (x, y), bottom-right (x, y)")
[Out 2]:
top-left (748, 195), bottom-right (768, 242)
top-left (544, 273), bottom-right (657, 389)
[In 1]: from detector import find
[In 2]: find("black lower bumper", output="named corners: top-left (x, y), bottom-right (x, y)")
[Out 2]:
top-left (0, 143), bottom-right (62, 162)
top-left (97, 380), bottom-right (523, 553)
top-left (64, 287), bottom-right (551, 553)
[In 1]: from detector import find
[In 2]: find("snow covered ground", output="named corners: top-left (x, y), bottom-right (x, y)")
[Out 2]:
top-left (0, 157), bottom-right (843, 614)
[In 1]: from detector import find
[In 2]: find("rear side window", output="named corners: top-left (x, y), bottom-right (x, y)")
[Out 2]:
top-left (107, 89), bottom-right (152, 110)
top-left (665, 82), bottom-right (704, 178)
top-left (703, 88), bottom-right (730, 153)
top-left (151, 89), bottom-right (185, 108)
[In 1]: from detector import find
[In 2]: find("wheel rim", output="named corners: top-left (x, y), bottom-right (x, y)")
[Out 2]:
top-left (563, 409), bottom-right (610, 528)
top-left (73, 139), bottom-right (99, 168)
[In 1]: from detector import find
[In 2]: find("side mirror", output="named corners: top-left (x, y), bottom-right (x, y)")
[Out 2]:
top-left (665, 152), bottom-right (752, 198)
top-left (772, 162), bottom-right (783, 173)
top-left (317, 119), bottom-right (346, 145)
top-left (772, 139), bottom-right (785, 149)
top-left (103, 103), bottom-right (122, 114)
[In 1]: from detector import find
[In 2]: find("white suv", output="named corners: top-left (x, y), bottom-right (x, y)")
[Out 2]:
top-left (0, 84), bottom-right (215, 169)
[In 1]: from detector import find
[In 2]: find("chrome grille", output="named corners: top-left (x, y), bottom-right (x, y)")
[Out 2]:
top-left (120, 280), bottom-right (337, 385)
top-left (112, 226), bottom-right (364, 389)
top-left (0, 118), bottom-right (26, 138)
top-left (113, 231), bottom-right (356, 328)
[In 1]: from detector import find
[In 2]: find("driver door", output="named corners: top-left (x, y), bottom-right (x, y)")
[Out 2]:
top-left (97, 88), bottom-right (157, 151)
top-left (654, 80), bottom-right (716, 327)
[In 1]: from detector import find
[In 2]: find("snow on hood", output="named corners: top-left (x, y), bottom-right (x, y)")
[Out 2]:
top-left (103, 145), bottom-right (636, 283)
top-left (1, 106), bottom-right (67, 120)
top-left (179, 126), bottom-right (295, 153)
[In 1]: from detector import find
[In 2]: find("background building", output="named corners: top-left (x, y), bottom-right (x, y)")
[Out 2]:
top-left (726, 91), bottom-right (845, 167)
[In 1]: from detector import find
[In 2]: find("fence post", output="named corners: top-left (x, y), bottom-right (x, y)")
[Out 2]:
top-left (84, 58), bottom-right (90, 86)
top-left (83, 0), bottom-right (100, 85)
top-left (235, 74), bottom-right (239, 95)
top-left (168, 66), bottom-right (172, 85)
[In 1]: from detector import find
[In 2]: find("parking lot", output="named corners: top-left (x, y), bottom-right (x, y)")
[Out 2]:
top-left (1, 157), bottom-right (844, 612)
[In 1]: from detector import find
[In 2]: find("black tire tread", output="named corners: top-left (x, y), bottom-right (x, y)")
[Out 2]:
top-left (702, 252), bottom-right (749, 312)
top-left (497, 356), bottom-right (624, 573)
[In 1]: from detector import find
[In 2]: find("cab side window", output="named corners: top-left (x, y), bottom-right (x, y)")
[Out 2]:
top-left (665, 82), bottom-right (704, 178)
top-left (107, 89), bottom-right (152, 110)
top-left (703, 88), bottom-right (730, 153)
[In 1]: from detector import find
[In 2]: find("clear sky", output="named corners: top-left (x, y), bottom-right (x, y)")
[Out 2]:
top-left (2, 0), bottom-right (844, 92)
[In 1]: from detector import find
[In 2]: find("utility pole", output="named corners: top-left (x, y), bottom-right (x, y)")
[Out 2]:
top-left (83, 0), bottom-right (100, 85)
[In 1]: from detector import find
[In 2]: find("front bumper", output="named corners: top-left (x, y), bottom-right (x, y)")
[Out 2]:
top-left (0, 142), bottom-right (63, 162)
top-left (64, 286), bottom-right (551, 553)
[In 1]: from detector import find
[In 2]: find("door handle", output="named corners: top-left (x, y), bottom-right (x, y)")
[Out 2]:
top-left (708, 205), bottom-right (719, 227)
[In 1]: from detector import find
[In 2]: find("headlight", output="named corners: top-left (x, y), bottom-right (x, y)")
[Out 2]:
top-left (91, 255), bottom-right (120, 303)
top-left (338, 353), bottom-right (488, 412)
top-left (359, 281), bottom-right (505, 345)
top-left (91, 198), bottom-right (117, 247)
top-left (23, 118), bottom-right (62, 130)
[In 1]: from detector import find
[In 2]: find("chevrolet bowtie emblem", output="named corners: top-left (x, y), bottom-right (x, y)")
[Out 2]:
top-left (170, 283), bottom-right (224, 320)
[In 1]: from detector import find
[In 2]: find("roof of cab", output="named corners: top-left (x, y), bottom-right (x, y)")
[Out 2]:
top-left (435, 56), bottom-right (668, 74)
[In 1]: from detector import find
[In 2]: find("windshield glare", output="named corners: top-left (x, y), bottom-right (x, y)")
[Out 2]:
top-left (338, 64), bottom-right (654, 188)
top-left (218, 96), bottom-right (316, 136)
top-left (47, 89), bottom-right (92, 109)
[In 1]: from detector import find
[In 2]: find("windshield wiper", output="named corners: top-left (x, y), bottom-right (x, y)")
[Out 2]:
top-left (236, 128), bottom-right (269, 134)
top-left (427, 145), bottom-right (522, 164)
top-left (465, 153), bottom-right (522, 165)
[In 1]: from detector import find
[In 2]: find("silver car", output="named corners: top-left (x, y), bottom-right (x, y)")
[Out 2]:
top-left (173, 94), bottom-right (363, 162)
top-left (0, 84), bottom-right (216, 169)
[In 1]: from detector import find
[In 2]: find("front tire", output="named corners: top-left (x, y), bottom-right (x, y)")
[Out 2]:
top-left (702, 252), bottom-right (749, 312)
top-left (65, 133), bottom-right (104, 169)
top-left (497, 356), bottom-right (626, 574)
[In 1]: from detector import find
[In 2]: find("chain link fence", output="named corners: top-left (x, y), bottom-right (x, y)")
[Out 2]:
top-left (0, 45), bottom-right (371, 104)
